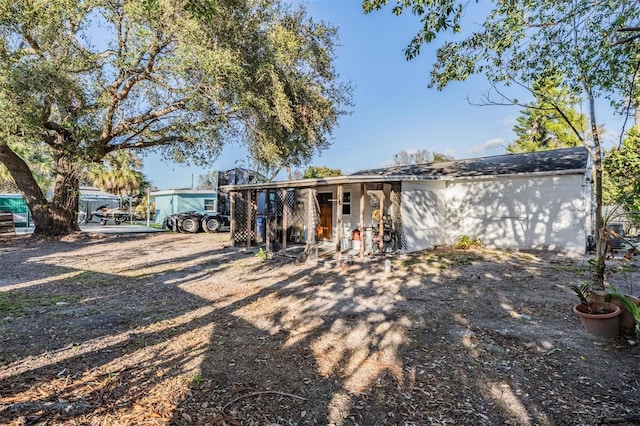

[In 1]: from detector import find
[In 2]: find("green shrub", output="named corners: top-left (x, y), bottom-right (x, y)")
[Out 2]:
top-left (454, 235), bottom-right (483, 250)
top-left (255, 247), bottom-right (269, 261)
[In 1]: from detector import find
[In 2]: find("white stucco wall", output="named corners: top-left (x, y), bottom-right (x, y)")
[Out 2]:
top-left (446, 174), bottom-right (588, 254)
top-left (401, 174), bottom-right (589, 255)
top-left (400, 180), bottom-right (447, 252)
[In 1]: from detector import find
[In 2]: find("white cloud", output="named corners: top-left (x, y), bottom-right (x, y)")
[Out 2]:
top-left (502, 114), bottom-right (518, 128)
top-left (468, 138), bottom-right (505, 155)
top-left (443, 148), bottom-right (456, 158)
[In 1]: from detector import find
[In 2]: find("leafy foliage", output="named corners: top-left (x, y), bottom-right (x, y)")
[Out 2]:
top-left (392, 149), bottom-right (452, 165)
top-left (84, 151), bottom-right (146, 197)
top-left (255, 247), bottom-right (269, 261)
top-left (362, 0), bottom-right (467, 59)
top-left (607, 288), bottom-right (640, 334)
top-left (0, 0), bottom-right (351, 235)
top-left (604, 128), bottom-right (640, 226)
top-left (0, 144), bottom-right (54, 193)
top-left (453, 235), bottom-right (482, 250)
top-left (134, 195), bottom-right (154, 221)
top-left (196, 171), bottom-right (219, 190)
top-left (507, 74), bottom-right (587, 153)
top-left (302, 166), bottom-right (342, 178)
top-left (571, 283), bottom-right (592, 306)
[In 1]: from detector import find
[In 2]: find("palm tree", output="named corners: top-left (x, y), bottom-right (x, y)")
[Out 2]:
top-left (84, 151), bottom-right (145, 197)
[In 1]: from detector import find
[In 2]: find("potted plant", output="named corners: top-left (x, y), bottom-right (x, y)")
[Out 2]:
top-left (600, 244), bottom-right (640, 334)
top-left (606, 288), bottom-right (640, 336)
top-left (572, 283), bottom-right (622, 338)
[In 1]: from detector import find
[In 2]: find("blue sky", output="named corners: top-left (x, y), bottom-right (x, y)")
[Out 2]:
top-left (143, 0), bottom-right (625, 190)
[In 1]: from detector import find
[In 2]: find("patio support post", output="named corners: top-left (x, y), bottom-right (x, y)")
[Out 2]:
top-left (282, 189), bottom-right (288, 255)
top-left (266, 189), bottom-right (271, 252)
top-left (378, 192), bottom-right (385, 254)
top-left (336, 184), bottom-right (343, 264)
top-left (230, 191), bottom-right (236, 246)
top-left (360, 183), bottom-right (365, 260)
top-left (245, 189), bottom-right (251, 250)
top-left (307, 188), bottom-right (317, 260)
top-left (307, 189), bottom-right (313, 245)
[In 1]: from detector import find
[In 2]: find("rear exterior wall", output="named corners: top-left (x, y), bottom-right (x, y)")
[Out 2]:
top-left (401, 174), bottom-right (589, 255)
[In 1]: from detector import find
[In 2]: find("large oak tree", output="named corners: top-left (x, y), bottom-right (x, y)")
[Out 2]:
top-left (0, 0), bottom-right (351, 236)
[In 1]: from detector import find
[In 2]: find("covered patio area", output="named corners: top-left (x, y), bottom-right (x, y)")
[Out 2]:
top-left (220, 176), bottom-right (405, 263)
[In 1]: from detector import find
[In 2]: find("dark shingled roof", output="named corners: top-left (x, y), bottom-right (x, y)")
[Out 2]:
top-left (350, 147), bottom-right (589, 178)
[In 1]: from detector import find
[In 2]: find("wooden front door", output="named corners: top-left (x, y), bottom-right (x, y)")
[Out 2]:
top-left (316, 192), bottom-right (333, 241)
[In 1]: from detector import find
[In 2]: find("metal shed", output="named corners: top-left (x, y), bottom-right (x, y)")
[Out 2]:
top-left (0, 193), bottom-right (30, 227)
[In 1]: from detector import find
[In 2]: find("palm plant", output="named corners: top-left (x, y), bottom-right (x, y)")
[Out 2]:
top-left (85, 151), bottom-right (145, 197)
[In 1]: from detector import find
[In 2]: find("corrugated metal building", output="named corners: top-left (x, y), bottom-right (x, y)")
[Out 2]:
top-left (1, 187), bottom-right (122, 226)
top-left (0, 194), bottom-right (29, 227)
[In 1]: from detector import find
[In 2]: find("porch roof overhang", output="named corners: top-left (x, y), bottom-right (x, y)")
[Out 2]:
top-left (150, 189), bottom-right (218, 196)
top-left (220, 168), bottom-right (587, 192)
top-left (220, 175), bottom-right (402, 191)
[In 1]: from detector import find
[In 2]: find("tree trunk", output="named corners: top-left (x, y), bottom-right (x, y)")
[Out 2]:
top-left (45, 151), bottom-right (81, 236)
top-left (0, 142), bottom-right (53, 231)
top-left (587, 88), bottom-right (606, 291)
top-left (0, 142), bottom-right (80, 236)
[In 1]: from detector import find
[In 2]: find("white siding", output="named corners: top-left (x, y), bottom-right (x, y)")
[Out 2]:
top-left (316, 184), bottom-right (372, 242)
top-left (400, 181), bottom-right (447, 252)
top-left (445, 174), bottom-right (587, 254)
top-left (340, 183), bottom-right (366, 235)
top-left (309, 172), bottom-right (588, 255)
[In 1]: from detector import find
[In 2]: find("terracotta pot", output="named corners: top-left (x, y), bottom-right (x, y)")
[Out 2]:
top-left (610, 295), bottom-right (640, 332)
top-left (591, 291), bottom-right (640, 333)
top-left (573, 302), bottom-right (621, 338)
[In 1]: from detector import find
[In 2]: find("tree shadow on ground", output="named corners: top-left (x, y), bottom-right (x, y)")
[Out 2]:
top-left (1, 235), bottom-right (639, 425)
top-left (173, 249), bottom-right (640, 425)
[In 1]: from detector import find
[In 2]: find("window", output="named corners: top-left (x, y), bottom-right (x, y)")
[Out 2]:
top-left (204, 199), bottom-right (216, 211)
top-left (342, 191), bottom-right (351, 215)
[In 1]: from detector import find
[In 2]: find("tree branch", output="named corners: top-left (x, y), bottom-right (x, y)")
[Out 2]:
top-left (109, 100), bottom-right (187, 137)
top-left (471, 80), bottom-right (593, 157)
top-left (104, 135), bottom-right (182, 153)
top-left (21, 31), bottom-right (45, 60)
top-left (101, 30), bottom-right (169, 141)
top-left (0, 142), bottom-right (49, 211)
top-left (612, 26), bottom-right (640, 46)
top-left (43, 121), bottom-right (75, 148)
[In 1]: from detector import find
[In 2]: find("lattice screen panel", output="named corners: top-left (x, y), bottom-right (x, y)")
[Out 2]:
top-left (233, 190), bottom-right (256, 244)
top-left (265, 189), bottom-right (284, 244)
top-left (391, 183), bottom-right (406, 252)
top-left (287, 189), bottom-right (307, 243)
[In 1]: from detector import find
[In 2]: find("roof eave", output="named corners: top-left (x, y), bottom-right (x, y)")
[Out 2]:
top-left (151, 189), bottom-right (218, 196)
top-left (220, 175), bottom-right (413, 191)
top-left (444, 168), bottom-right (588, 182)
top-left (220, 168), bottom-right (587, 191)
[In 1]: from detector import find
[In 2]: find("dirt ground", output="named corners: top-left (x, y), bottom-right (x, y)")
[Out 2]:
top-left (1, 231), bottom-right (639, 426)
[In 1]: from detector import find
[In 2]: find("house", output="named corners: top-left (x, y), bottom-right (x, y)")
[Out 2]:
top-left (220, 147), bottom-right (592, 259)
